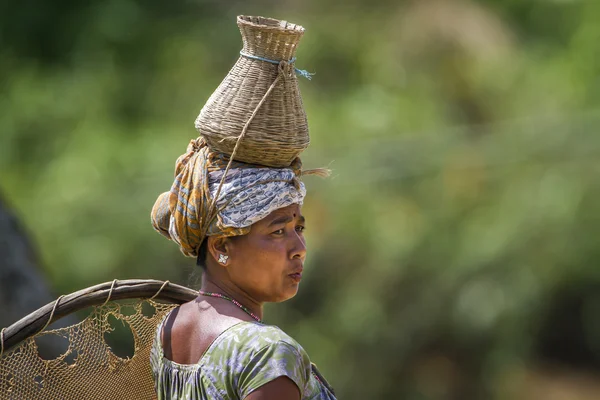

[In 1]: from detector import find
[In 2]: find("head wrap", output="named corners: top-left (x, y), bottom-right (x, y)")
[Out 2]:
top-left (151, 138), bottom-right (306, 257)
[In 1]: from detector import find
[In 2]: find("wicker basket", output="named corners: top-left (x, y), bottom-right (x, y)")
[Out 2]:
top-left (194, 16), bottom-right (310, 168)
top-left (0, 280), bottom-right (196, 400)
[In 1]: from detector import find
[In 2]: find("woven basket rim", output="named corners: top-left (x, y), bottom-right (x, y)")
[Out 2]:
top-left (237, 15), bottom-right (305, 34)
top-left (0, 279), bottom-right (197, 355)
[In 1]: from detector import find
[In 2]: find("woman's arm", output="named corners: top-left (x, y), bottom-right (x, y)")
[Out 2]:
top-left (245, 376), bottom-right (301, 400)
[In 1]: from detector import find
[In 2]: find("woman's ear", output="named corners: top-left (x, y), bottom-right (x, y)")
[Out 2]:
top-left (207, 236), bottom-right (230, 266)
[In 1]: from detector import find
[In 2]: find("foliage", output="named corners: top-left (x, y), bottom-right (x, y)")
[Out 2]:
top-left (2, 1), bottom-right (600, 398)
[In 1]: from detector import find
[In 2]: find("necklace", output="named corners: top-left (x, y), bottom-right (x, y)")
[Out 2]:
top-left (198, 290), bottom-right (263, 323)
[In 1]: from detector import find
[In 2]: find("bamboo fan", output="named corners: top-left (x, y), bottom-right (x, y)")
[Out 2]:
top-left (0, 279), bottom-right (196, 400)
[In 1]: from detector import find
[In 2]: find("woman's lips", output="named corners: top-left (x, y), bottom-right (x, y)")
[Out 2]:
top-left (288, 272), bottom-right (302, 282)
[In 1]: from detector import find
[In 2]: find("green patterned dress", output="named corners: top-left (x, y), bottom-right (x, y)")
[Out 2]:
top-left (150, 316), bottom-right (337, 399)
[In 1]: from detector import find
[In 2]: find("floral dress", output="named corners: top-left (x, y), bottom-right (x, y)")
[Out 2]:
top-left (150, 317), bottom-right (337, 399)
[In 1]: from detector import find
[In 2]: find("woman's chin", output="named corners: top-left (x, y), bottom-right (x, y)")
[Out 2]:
top-left (272, 287), bottom-right (300, 303)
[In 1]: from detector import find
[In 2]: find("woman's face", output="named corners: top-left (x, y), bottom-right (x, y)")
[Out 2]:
top-left (225, 203), bottom-right (307, 303)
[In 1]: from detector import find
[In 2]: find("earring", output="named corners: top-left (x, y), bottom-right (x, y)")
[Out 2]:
top-left (218, 254), bottom-right (229, 264)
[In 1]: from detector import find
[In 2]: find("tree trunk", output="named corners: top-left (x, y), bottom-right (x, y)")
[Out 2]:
top-left (0, 193), bottom-right (74, 357)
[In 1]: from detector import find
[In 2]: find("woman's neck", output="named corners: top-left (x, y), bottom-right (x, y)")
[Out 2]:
top-left (200, 272), bottom-right (264, 321)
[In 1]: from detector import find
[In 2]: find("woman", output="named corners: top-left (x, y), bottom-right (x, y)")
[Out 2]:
top-left (149, 139), bottom-right (337, 399)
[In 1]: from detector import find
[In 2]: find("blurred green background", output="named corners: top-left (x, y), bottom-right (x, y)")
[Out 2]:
top-left (2, 0), bottom-right (600, 399)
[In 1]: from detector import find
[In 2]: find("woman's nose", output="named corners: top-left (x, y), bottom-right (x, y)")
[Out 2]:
top-left (291, 231), bottom-right (307, 260)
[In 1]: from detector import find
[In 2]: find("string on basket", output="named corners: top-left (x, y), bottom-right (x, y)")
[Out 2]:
top-left (101, 279), bottom-right (118, 307)
top-left (150, 281), bottom-right (170, 300)
top-left (204, 59), bottom-right (295, 242)
top-left (1, 327), bottom-right (6, 358)
top-left (240, 51), bottom-right (315, 80)
top-left (40, 295), bottom-right (65, 333)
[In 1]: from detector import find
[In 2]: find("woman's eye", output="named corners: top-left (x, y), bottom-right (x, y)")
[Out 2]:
top-left (272, 226), bottom-right (305, 235)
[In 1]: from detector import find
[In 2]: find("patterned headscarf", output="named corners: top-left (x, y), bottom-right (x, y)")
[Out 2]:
top-left (151, 138), bottom-right (306, 257)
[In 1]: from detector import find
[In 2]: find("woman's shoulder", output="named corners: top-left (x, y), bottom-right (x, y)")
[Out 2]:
top-left (208, 322), bottom-right (311, 381)
top-left (211, 322), bottom-right (314, 398)
top-left (218, 322), bottom-right (306, 355)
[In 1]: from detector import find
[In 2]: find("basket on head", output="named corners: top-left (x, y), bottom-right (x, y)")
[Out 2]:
top-left (194, 15), bottom-right (310, 168)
